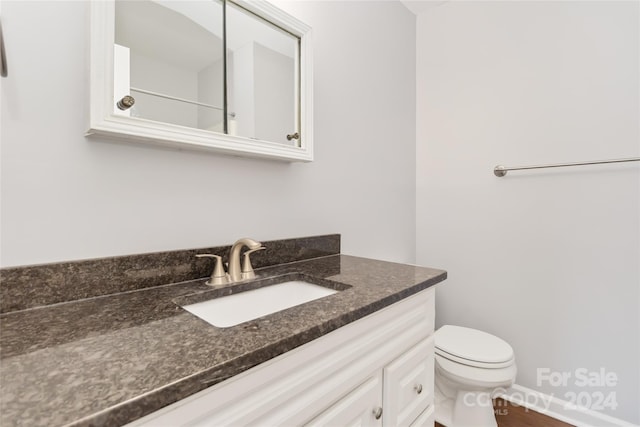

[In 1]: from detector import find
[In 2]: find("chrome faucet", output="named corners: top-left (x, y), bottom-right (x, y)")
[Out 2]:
top-left (228, 238), bottom-right (264, 282)
top-left (196, 237), bottom-right (265, 287)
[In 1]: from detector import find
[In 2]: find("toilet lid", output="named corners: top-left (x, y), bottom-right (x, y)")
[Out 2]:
top-left (435, 325), bottom-right (514, 364)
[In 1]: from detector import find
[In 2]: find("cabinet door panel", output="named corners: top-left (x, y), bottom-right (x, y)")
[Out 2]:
top-left (305, 372), bottom-right (383, 427)
top-left (383, 336), bottom-right (435, 427)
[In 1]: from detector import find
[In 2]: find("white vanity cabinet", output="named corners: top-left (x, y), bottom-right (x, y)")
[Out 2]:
top-left (383, 337), bottom-right (435, 426)
top-left (306, 336), bottom-right (435, 427)
top-left (305, 371), bottom-right (383, 426)
top-left (126, 287), bottom-right (435, 427)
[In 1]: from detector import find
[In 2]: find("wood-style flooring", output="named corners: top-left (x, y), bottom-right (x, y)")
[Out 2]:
top-left (435, 398), bottom-right (575, 427)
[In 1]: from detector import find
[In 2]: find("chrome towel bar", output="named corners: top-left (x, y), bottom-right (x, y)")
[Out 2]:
top-left (494, 157), bottom-right (640, 177)
top-left (129, 87), bottom-right (224, 111)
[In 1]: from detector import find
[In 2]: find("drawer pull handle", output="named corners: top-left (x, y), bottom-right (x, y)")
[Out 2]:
top-left (372, 407), bottom-right (383, 420)
top-left (415, 384), bottom-right (423, 394)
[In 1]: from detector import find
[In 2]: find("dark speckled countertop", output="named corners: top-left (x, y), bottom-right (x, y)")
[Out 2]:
top-left (0, 252), bottom-right (446, 427)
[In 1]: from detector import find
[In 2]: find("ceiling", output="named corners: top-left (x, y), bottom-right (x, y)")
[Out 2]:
top-left (400, 0), bottom-right (450, 16)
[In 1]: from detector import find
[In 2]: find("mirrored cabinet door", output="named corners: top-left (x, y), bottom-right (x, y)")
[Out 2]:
top-left (89, 0), bottom-right (313, 161)
top-left (226, 2), bottom-right (300, 146)
top-left (114, 0), bottom-right (225, 131)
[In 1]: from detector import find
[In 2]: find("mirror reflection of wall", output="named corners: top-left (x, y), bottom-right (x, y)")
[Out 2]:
top-left (114, 0), bottom-right (225, 131)
top-left (113, 0), bottom-right (301, 146)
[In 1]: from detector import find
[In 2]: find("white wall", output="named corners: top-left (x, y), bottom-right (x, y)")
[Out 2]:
top-left (416, 1), bottom-right (639, 423)
top-left (0, 0), bottom-right (416, 267)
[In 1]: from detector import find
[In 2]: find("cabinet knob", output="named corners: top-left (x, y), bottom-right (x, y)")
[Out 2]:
top-left (372, 407), bottom-right (382, 420)
top-left (117, 95), bottom-right (135, 111)
top-left (414, 384), bottom-right (423, 394)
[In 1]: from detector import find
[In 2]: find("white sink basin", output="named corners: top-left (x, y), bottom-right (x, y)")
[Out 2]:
top-left (182, 280), bottom-right (338, 328)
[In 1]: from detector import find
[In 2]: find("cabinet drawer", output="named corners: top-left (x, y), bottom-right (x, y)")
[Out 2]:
top-left (383, 335), bottom-right (435, 427)
top-left (305, 371), bottom-right (383, 427)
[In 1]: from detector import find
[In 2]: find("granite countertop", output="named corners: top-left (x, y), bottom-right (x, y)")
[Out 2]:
top-left (0, 254), bottom-right (446, 427)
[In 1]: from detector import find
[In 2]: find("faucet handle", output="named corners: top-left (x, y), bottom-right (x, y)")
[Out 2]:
top-left (241, 247), bottom-right (265, 280)
top-left (196, 254), bottom-right (230, 287)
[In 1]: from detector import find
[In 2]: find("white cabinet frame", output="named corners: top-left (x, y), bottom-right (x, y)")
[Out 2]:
top-left (88, 0), bottom-right (314, 162)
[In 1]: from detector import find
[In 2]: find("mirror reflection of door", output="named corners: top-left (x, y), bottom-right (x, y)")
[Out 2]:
top-left (114, 0), bottom-right (300, 146)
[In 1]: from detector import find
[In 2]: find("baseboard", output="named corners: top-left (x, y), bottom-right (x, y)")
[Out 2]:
top-left (499, 384), bottom-right (639, 427)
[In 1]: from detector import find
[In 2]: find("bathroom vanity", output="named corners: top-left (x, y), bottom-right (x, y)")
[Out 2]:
top-left (129, 283), bottom-right (435, 427)
top-left (0, 235), bottom-right (446, 426)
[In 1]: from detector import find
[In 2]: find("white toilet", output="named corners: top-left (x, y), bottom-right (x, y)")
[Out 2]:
top-left (434, 325), bottom-right (517, 427)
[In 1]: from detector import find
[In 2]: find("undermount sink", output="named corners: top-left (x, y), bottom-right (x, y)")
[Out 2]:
top-left (181, 280), bottom-right (339, 328)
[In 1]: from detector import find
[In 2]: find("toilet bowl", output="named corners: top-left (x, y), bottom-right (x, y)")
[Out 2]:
top-left (434, 325), bottom-right (517, 427)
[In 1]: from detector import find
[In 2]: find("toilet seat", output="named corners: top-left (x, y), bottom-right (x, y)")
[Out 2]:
top-left (435, 353), bottom-right (517, 387)
top-left (435, 325), bottom-right (514, 369)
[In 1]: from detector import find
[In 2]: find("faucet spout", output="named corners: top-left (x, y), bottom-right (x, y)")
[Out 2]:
top-left (228, 238), bottom-right (262, 282)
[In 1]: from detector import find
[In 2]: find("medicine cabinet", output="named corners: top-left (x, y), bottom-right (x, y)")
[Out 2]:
top-left (88, 0), bottom-right (313, 161)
